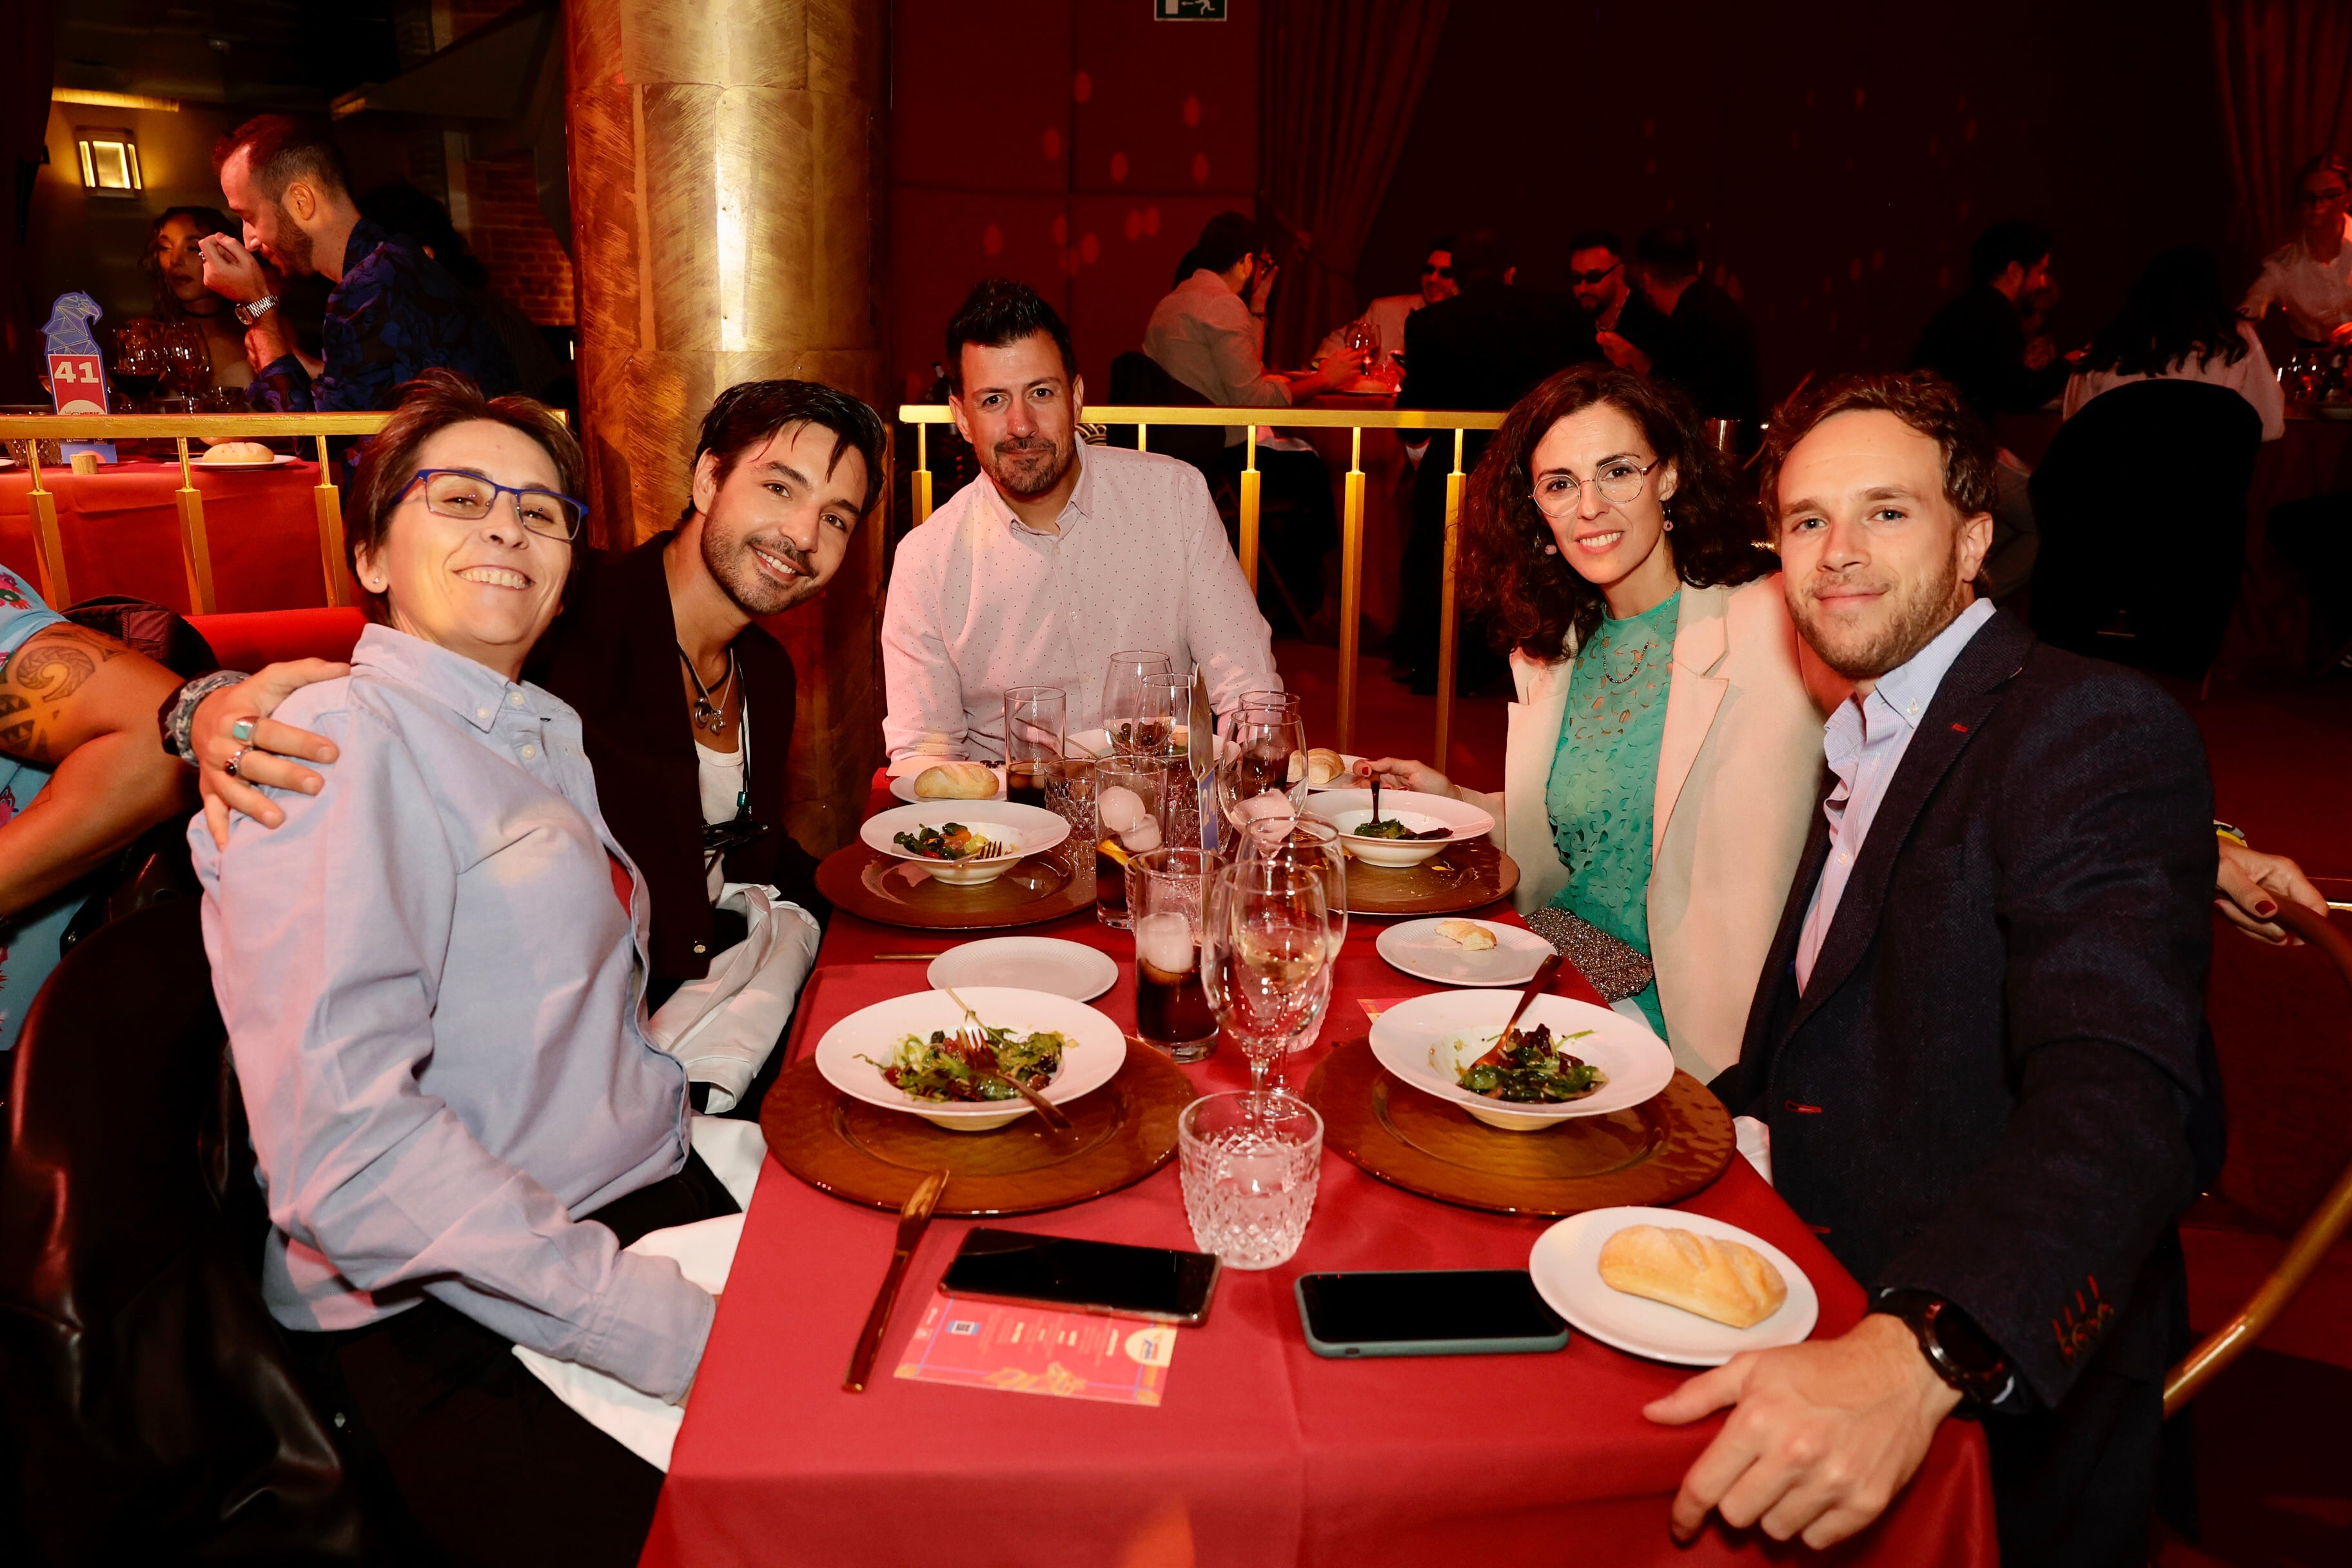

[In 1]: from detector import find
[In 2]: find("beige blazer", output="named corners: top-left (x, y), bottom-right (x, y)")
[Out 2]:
top-left (1463, 578), bottom-right (1845, 1079)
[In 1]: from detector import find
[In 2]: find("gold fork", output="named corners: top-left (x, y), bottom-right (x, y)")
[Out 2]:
top-left (937, 984), bottom-right (1072, 1132)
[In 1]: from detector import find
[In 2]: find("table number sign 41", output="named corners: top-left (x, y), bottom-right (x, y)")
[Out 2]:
top-left (41, 293), bottom-right (112, 417)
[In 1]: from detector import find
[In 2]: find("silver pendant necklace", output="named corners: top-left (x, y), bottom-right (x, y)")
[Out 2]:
top-left (678, 644), bottom-right (736, 734)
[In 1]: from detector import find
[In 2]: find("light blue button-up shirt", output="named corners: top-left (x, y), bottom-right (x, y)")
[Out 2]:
top-left (191, 625), bottom-right (710, 1400)
top-left (1794, 598), bottom-right (1997, 992)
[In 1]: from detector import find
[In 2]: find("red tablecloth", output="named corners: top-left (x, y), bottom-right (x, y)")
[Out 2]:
top-left (645, 791), bottom-right (1995, 1567)
top-left (0, 460), bottom-right (332, 613)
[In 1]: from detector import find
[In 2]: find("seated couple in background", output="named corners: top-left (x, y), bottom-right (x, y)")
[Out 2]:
top-left (182, 370), bottom-right (884, 1565)
top-left (1375, 366), bottom-right (2317, 1560)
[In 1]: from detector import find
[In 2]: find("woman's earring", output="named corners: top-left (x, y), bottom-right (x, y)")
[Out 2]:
top-left (1542, 543), bottom-right (1558, 555)
top-left (1663, 520), bottom-right (1674, 532)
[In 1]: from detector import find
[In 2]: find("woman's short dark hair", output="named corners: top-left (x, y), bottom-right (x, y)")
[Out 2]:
top-left (1754, 371), bottom-right (1997, 535)
top-left (140, 206), bottom-right (235, 318)
top-left (2079, 246), bottom-right (2248, 378)
top-left (1462, 364), bottom-right (1772, 658)
top-left (676, 378), bottom-right (889, 527)
top-left (347, 369), bottom-right (584, 622)
top-left (1193, 211), bottom-right (1263, 275)
top-left (2293, 151), bottom-right (2352, 198)
top-left (1968, 219), bottom-right (2053, 287)
top-left (943, 279), bottom-right (1077, 395)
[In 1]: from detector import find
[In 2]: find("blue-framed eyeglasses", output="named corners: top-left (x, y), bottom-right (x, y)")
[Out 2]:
top-left (400, 469), bottom-right (588, 542)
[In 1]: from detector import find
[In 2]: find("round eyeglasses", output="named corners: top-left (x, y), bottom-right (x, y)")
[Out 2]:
top-left (1531, 455), bottom-right (1662, 518)
top-left (400, 469), bottom-right (588, 542)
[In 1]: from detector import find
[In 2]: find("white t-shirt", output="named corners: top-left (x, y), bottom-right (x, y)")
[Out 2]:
top-left (694, 706), bottom-right (748, 903)
top-left (2241, 216), bottom-right (2352, 341)
top-left (2061, 322), bottom-right (2286, 442)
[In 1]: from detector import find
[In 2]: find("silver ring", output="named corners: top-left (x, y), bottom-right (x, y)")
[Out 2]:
top-left (230, 718), bottom-right (257, 744)
top-left (224, 746), bottom-right (246, 779)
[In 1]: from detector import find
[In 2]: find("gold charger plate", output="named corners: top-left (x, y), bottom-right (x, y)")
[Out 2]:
top-left (1304, 1041), bottom-right (1732, 1216)
top-left (1342, 838), bottom-right (1520, 917)
top-left (761, 1048), bottom-right (1193, 1215)
top-left (816, 842), bottom-right (1093, 930)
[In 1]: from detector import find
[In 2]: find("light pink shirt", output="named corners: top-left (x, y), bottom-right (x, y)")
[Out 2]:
top-left (880, 440), bottom-right (1279, 761)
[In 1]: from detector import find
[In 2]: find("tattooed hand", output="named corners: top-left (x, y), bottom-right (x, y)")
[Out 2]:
top-left (0, 626), bottom-right (124, 763)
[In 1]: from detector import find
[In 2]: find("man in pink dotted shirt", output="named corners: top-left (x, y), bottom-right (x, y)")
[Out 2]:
top-left (881, 279), bottom-right (1280, 762)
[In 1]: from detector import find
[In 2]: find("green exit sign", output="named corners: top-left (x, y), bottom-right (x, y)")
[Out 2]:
top-left (1157, 0), bottom-right (1228, 17)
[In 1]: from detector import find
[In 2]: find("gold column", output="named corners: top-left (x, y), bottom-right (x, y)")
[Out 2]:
top-left (565, 0), bottom-right (890, 856)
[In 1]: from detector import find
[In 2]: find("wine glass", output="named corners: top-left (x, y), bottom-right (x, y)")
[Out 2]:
top-left (161, 320), bottom-right (213, 399)
top-left (1239, 819), bottom-right (1348, 1059)
top-left (1202, 857), bottom-right (1333, 1095)
top-left (1101, 649), bottom-right (1175, 754)
top-left (110, 320), bottom-right (168, 411)
top-left (1216, 694), bottom-right (1309, 850)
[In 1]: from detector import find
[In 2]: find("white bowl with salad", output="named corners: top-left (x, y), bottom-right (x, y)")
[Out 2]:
top-left (1305, 788), bottom-right (1496, 868)
top-left (860, 801), bottom-right (1071, 886)
top-left (1367, 990), bottom-right (1673, 1132)
top-left (814, 985), bottom-right (1127, 1131)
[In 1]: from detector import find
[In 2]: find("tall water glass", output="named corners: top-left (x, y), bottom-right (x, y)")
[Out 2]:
top-left (1202, 858), bottom-right (1332, 1093)
top-left (1046, 754), bottom-right (1097, 880)
top-left (1094, 758), bottom-right (1175, 928)
top-left (1127, 847), bottom-right (1220, 1063)
top-left (1101, 650), bottom-right (1175, 752)
top-left (1242, 819), bottom-right (1348, 1025)
top-left (1003, 685), bottom-right (1066, 808)
top-left (1179, 1090), bottom-right (1322, 1270)
top-left (1217, 695), bottom-right (1309, 850)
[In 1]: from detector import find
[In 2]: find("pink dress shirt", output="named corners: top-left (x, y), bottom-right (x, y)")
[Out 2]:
top-left (880, 440), bottom-right (1279, 761)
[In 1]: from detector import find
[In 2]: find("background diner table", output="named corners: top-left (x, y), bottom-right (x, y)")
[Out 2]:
top-left (640, 781), bottom-right (1995, 1568)
top-left (0, 457), bottom-right (331, 613)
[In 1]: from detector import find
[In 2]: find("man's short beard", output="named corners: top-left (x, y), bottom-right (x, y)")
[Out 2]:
top-left (1789, 547), bottom-right (1972, 683)
top-left (266, 208), bottom-right (315, 278)
top-left (989, 436), bottom-right (1073, 500)
top-left (701, 518), bottom-right (816, 618)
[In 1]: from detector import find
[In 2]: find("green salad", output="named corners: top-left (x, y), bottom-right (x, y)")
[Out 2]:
top-left (860, 1026), bottom-right (1068, 1102)
top-left (1449, 1023), bottom-right (1605, 1103)
top-left (1352, 817), bottom-right (1415, 839)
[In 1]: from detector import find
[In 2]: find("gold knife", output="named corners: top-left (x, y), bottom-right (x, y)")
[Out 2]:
top-left (843, 1168), bottom-right (950, 1392)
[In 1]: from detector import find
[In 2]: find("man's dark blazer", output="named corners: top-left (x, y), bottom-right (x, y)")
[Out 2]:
top-left (1649, 277), bottom-right (1762, 424)
top-left (1718, 609), bottom-right (2215, 1541)
top-left (529, 530), bottom-right (823, 993)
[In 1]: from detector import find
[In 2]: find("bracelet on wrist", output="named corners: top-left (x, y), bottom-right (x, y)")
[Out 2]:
top-left (158, 670), bottom-right (251, 765)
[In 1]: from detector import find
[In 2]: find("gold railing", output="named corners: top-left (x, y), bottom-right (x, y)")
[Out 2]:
top-left (0, 413), bottom-right (391, 614)
top-left (897, 404), bottom-right (1506, 765)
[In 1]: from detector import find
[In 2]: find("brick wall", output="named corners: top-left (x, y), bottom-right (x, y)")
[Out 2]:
top-left (464, 152), bottom-right (574, 327)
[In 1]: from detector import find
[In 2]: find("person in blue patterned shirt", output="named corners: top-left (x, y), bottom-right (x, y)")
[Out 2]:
top-left (199, 113), bottom-right (517, 413)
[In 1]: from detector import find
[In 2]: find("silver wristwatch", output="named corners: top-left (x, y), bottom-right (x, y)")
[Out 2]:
top-left (234, 294), bottom-right (279, 327)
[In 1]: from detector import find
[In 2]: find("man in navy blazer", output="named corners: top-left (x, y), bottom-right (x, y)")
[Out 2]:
top-left (1648, 371), bottom-right (2215, 1565)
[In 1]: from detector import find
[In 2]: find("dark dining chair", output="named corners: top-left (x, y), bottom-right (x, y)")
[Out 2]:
top-left (2028, 379), bottom-right (2263, 681)
top-left (0, 899), bottom-right (373, 1563)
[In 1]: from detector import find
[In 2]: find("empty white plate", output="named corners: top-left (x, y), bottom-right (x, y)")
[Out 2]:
top-left (1376, 917), bottom-right (1554, 987)
top-left (1528, 1206), bottom-right (1819, 1366)
top-left (926, 937), bottom-right (1118, 1003)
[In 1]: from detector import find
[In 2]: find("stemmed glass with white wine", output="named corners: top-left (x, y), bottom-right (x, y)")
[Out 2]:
top-left (1202, 855), bottom-right (1333, 1095)
top-left (1239, 818), bottom-right (1347, 1067)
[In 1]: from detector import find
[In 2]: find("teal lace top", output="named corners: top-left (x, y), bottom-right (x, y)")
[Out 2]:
top-left (1544, 590), bottom-right (1680, 1038)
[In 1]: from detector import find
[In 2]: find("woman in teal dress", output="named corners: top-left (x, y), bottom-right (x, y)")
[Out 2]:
top-left (1362, 365), bottom-right (1834, 1076)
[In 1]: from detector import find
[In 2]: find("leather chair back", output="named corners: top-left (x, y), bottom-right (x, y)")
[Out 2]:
top-left (0, 899), bottom-right (369, 1562)
top-left (2028, 378), bottom-right (2262, 679)
top-left (1104, 351), bottom-right (1230, 479)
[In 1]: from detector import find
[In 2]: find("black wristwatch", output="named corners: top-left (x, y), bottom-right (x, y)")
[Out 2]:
top-left (1870, 1289), bottom-right (2014, 1409)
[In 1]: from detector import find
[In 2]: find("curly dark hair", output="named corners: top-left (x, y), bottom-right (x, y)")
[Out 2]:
top-left (1462, 364), bottom-right (1772, 659)
top-left (2079, 246), bottom-right (2248, 379)
top-left (1754, 371), bottom-right (1997, 540)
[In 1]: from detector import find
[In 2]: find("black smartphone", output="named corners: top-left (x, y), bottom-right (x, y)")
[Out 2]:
top-left (938, 1228), bottom-right (1221, 1326)
top-left (1295, 1269), bottom-right (1571, 1358)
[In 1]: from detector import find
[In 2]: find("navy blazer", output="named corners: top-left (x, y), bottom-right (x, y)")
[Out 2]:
top-left (1719, 609), bottom-right (2216, 1409)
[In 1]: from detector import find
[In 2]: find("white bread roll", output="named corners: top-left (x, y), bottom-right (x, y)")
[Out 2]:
top-left (1306, 748), bottom-right (1345, 786)
top-left (914, 761), bottom-right (997, 799)
top-left (1596, 1224), bottom-right (1787, 1328)
top-left (1434, 919), bottom-right (1497, 951)
top-left (202, 440), bottom-right (275, 464)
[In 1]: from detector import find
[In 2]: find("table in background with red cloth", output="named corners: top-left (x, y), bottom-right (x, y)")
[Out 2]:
top-left (0, 460), bottom-right (331, 614)
top-left (643, 787), bottom-right (1995, 1568)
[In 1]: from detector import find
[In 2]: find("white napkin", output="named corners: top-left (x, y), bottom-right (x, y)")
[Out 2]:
top-left (511, 1116), bottom-right (767, 1470)
top-left (646, 883), bottom-right (818, 1113)
top-left (1733, 1115), bottom-right (1774, 1186)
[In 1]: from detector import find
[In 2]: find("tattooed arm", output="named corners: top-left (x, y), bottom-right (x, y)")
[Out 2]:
top-left (0, 625), bottom-right (191, 919)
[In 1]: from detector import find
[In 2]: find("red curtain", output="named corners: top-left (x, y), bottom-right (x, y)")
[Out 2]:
top-left (1257, 0), bottom-right (1451, 369)
top-left (2210, 0), bottom-right (2352, 256)
top-left (1, 0), bottom-right (55, 400)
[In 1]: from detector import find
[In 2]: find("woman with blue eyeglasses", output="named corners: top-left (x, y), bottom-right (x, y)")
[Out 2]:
top-left (1361, 364), bottom-right (1841, 1079)
top-left (191, 369), bottom-right (726, 1563)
